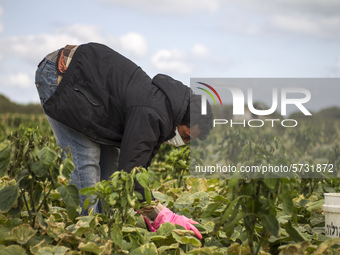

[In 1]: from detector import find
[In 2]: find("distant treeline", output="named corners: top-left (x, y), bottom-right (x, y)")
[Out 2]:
top-left (0, 94), bottom-right (43, 114)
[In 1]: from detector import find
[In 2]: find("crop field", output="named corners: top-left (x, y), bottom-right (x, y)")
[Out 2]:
top-left (1, 113), bottom-right (340, 255)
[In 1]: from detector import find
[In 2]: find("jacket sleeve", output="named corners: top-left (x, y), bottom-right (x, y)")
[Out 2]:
top-left (118, 106), bottom-right (165, 201)
top-left (118, 106), bottom-right (165, 173)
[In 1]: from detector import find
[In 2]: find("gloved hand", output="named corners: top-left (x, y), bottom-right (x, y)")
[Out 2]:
top-left (150, 206), bottom-right (202, 239)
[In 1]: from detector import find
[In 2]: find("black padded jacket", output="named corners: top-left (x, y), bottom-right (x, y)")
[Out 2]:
top-left (43, 42), bottom-right (191, 184)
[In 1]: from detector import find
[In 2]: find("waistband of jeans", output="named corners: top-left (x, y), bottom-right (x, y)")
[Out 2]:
top-left (37, 57), bottom-right (56, 70)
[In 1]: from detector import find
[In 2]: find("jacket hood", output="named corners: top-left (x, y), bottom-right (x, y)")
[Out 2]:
top-left (152, 74), bottom-right (191, 131)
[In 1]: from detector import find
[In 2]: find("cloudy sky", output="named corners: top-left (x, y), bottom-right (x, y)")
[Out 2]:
top-left (0, 0), bottom-right (340, 104)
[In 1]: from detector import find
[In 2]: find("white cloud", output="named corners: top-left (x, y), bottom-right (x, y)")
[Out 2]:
top-left (0, 25), bottom-right (149, 103)
top-left (191, 44), bottom-right (209, 57)
top-left (0, 31), bottom-right (84, 65)
top-left (151, 44), bottom-right (212, 74)
top-left (269, 14), bottom-right (340, 39)
top-left (1, 72), bottom-right (31, 88)
top-left (232, 0), bottom-right (340, 18)
top-left (222, 0), bottom-right (340, 40)
top-left (151, 49), bottom-right (191, 74)
top-left (262, 0), bottom-right (340, 17)
top-left (97, 0), bottom-right (220, 14)
top-left (0, 25), bottom-right (148, 65)
top-left (118, 33), bottom-right (148, 57)
top-left (271, 15), bottom-right (318, 35)
top-left (54, 24), bottom-right (105, 43)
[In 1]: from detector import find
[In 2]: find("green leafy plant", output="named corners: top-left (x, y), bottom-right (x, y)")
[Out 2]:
top-left (1, 114), bottom-right (340, 254)
top-left (81, 167), bottom-right (151, 225)
top-left (0, 127), bottom-right (79, 226)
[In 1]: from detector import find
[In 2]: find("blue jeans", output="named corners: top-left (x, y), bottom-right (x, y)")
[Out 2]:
top-left (35, 58), bottom-right (120, 215)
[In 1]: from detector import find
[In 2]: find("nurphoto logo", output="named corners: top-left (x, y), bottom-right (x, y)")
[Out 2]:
top-left (196, 82), bottom-right (222, 115)
top-left (196, 81), bottom-right (312, 128)
top-left (190, 78), bottom-right (340, 179)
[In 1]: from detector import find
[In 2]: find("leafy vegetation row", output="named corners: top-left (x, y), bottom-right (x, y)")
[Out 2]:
top-left (0, 114), bottom-right (340, 254)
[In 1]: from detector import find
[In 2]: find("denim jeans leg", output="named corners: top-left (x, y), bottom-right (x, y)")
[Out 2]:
top-left (35, 58), bottom-right (102, 215)
top-left (46, 116), bottom-right (101, 215)
top-left (35, 58), bottom-right (59, 105)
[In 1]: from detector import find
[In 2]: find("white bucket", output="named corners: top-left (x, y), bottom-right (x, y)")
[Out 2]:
top-left (323, 193), bottom-right (340, 237)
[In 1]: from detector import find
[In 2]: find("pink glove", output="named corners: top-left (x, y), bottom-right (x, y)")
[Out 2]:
top-left (151, 206), bottom-right (202, 239)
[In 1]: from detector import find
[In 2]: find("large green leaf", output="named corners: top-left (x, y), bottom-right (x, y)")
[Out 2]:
top-left (32, 183), bottom-right (43, 206)
top-left (0, 229), bottom-right (10, 243)
top-left (79, 187), bottom-right (96, 196)
top-left (8, 195), bottom-right (24, 217)
top-left (128, 234), bottom-right (139, 250)
top-left (110, 224), bottom-right (123, 248)
top-left (136, 172), bottom-right (149, 188)
top-left (259, 212), bottom-right (279, 236)
top-left (180, 236), bottom-right (202, 247)
top-left (187, 247), bottom-right (225, 255)
top-left (279, 244), bottom-right (305, 255)
top-left (60, 158), bottom-right (74, 179)
top-left (263, 178), bottom-right (278, 190)
top-left (129, 242), bottom-right (158, 255)
top-left (36, 246), bottom-right (69, 255)
top-left (201, 202), bottom-right (221, 218)
top-left (0, 146), bottom-right (10, 177)
top-left (221, 195), bottom-right (250, 222)
top-left (283, 221), bottom-right (306, 242)
top-left (224, 212), bottom-right (247, 237)
top-left (31, 161), bottom-right (48, 178)
top-left (280, 183), bottom-right (294, 215)
top-left (10, 224), bottom-right (37, 245)
top-left (157, 222), bottom-right (175, 237)
top-left (158, 243), bottom-right (179, 254)
top-left (0, 185), bottom-right (19, 212)
top-left (313, 237), bottom-right (340, 255)
top-left (152, 191), bottom-right (170, 206)
top-left (79, 241), bottom-right (112, 255)
top-left (38, 147), bottom-right (57, 165)
top-left (57, 184), bottom-right (80, 208)
top-left (16, 169), bottom-right (30, 189)
top-left (186, 177), bottom-right (208, 193)
top-left (203, 221), bottom-right (215, 233)
top-left (66, 205), bottom-right (77, 221)
top-left (172, 232), bottom-right (202, 247)
top-left (144, 188), bottom-right (152, 205)
top-left (0, 245), bottom-right (26, 255)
